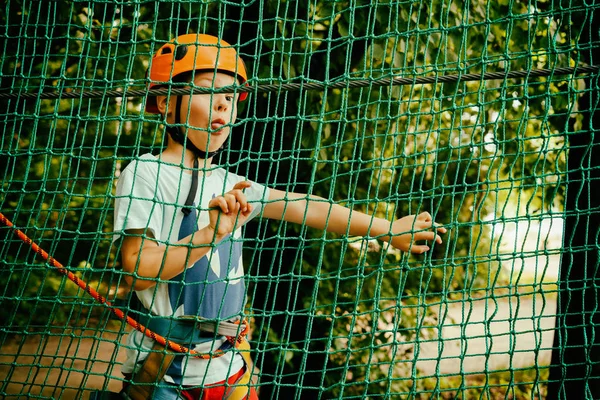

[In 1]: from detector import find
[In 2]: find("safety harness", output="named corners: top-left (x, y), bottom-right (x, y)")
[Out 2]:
top-left (126, 313), bottom-right (253, 400)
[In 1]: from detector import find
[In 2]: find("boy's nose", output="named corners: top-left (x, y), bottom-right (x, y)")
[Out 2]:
top-left (214, 95), bottom-right (228, 112)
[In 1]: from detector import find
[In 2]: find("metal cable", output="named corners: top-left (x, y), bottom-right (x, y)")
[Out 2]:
top-left (1, 65), bottom-right (597, 101)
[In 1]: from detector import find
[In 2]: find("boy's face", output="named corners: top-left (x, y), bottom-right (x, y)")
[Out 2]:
top-left (160, 71), bottom-right (239, 155)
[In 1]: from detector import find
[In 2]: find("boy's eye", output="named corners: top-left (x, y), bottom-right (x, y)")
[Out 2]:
top-left (225, 95), bottom-right (234, 102)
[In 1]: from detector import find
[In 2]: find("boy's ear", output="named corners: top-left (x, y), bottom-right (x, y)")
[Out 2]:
top-left (155, 95), bottom-right (170, 118)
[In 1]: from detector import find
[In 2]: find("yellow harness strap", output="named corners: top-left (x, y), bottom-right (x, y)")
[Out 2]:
top-left (223, 339), bottom-right (254, 400)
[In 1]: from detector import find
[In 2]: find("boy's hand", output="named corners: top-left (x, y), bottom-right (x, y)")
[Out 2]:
top-left (389, 212), bottom-right (447, 254)
top-left (207, 181), bottom-right (253, 239)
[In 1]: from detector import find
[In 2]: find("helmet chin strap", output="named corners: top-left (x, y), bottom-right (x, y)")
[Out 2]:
top-left (166, 95), bottom-right (227, 160)
top-left (165, 95), bottom-right (229, 215)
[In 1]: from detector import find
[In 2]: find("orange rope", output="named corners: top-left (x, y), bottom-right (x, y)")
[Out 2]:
top-left (0, 212), bottom-right (247, 359)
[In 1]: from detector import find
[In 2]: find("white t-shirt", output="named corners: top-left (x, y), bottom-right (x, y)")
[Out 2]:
top-left (113, 153), bottom-right (269, 385)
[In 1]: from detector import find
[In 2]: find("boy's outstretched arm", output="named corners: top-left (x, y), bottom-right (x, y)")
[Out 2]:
top-left (262, 188), bottom-right (446, 254)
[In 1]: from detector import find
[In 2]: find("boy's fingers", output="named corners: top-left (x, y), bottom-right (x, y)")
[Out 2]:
top-left (229, 189), bottom-right (249, 212)
top-left (416, 217), bottom-right (435, 229)
top-left (233, 181), bottom-right (251, 191)
top-left (209, 197), bottom-right (229, 213)
top-left (415, 231), bottom-right (443, 245)
top-left (410, 244), bottom-right (430, 254)
top-left (431, 221), bottom-right (447, 233)
top-left (238, 201), bottom-right (252, 216)
top-left (207, 197), bottom-right (220, 209)
top-left (419, 211), bottom-right (432, 222)
top-left (419, 220), bottom-right (447, 235)
top-left (209, 193), bottom-right (251, 216)
top-left (415, 231), bottom-right (436, 242)
top-left (223, 194), bottom-right (238, 213)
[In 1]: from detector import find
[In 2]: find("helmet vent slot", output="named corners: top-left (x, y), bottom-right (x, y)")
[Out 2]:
top-left (175, 45), bottom-right (188, 61)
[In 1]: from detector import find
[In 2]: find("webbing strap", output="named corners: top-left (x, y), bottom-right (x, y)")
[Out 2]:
top-left (127, 341), bottom-right (176, 400)
top-left (223, 339), bottom-right (254, 400)
top-left (182, 158), bottom-right (199, 216)
top-left (177, 315), bottom-right (249, 337)
top-left (139, 307), bottom-right (249, 343)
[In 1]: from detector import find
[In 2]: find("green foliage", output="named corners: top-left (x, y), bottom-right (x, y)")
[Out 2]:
top-left (0, 0), bottom-right (588, 397)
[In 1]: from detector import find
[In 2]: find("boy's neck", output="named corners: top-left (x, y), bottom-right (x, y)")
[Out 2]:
top-left (161, 145), bottom-right (212, 172)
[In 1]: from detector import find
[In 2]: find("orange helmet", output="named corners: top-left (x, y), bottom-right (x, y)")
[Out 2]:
top-left (146, 34), bottom-right (248, 113)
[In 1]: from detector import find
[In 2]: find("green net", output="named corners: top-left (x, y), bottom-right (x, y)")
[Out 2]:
top-left (1, 1), bottom-right (598, 399)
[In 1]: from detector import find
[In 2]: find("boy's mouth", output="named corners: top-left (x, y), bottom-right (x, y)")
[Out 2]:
top-left (210, 118), bottom-right (226, 132)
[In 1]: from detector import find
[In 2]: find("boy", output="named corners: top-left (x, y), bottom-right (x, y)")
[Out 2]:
top-left (113, 34), bottom-right (445, 399)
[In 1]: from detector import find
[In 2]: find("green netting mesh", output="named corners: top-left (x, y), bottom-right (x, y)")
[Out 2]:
top-left (1, 1), bottom-right (599, 399)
